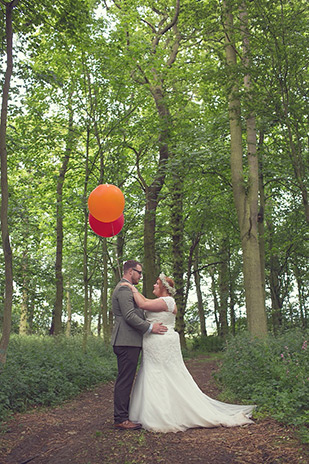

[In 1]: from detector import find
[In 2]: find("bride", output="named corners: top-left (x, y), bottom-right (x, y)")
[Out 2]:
top-left (122, 273), bottom-right (255, 433)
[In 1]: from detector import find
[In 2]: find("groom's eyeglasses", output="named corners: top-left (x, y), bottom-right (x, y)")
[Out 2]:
top-left (133, 268), bottom-right (142, 276)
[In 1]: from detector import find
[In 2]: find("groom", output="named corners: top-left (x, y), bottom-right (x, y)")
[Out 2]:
top-left (111, 259), bottom-right (167, 430)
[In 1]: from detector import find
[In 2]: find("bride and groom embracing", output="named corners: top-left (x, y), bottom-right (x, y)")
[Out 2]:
top-left (111, 260), bottom-right (255, 433)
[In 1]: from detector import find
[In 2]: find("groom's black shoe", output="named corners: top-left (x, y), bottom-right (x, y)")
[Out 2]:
top-left (114, 420), bottom-right (142, 430)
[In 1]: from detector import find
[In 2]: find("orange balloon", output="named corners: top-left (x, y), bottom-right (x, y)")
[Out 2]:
top-left (88, 184), bottom-right (125, 223)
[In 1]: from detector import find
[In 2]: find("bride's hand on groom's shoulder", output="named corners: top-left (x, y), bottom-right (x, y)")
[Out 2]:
top-left (120, 282), bottom-right (134, 290)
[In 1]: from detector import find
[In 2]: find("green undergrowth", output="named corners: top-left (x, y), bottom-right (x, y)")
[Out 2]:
top-left (182, 334), bottom-right (225, 359)
top-left (0, 335), bottom-right (117, 423)
top-left (217, 329), bottom-right (309, 444)
top-left (1, 330), bottom-right (308, 446)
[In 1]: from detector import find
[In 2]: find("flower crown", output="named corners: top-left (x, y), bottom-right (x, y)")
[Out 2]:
top-left (159, 273), bottom-right (176, 296)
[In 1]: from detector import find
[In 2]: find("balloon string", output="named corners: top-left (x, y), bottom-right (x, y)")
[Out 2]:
top-left (115, 247), bottom-right (121, 281)
top-left (111, 223), bottom-right (122, 281)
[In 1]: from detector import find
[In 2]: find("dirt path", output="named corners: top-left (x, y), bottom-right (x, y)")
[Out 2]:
top-left (0, 355), bottom-right (308, 464)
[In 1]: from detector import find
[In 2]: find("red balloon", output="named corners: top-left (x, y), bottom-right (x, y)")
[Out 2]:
top-left (88, 184), bottom-right (125, 222)
top-left (89, 213), bottom-right (124, 237)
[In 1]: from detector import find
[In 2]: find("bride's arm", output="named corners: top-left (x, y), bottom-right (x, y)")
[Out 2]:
top-left (120, 283), bottom-right (168, 312)
top-left (133, 291), bottom-right (168, 312)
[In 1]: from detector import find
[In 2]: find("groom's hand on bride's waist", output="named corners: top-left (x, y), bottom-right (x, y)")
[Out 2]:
top-left (151, 322), bottom-right (168, 334)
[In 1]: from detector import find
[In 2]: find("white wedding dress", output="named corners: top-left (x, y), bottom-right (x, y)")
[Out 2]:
top-left (129, 296), bottom-right (255, 433)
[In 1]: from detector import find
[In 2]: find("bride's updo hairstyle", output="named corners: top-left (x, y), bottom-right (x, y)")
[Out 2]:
top-left (159, 273), bottom-right (176, 296)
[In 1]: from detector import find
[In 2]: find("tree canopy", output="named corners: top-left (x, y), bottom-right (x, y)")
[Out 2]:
top-left (0, 0), bottom-right (308, 359)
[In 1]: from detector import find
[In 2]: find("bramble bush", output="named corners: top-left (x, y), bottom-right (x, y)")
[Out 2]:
top-left (217, 329), bottom-right (309, 443)
top-left (0, 335), bottom-right (117, 422)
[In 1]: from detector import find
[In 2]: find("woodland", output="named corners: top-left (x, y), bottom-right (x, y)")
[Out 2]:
top-left (0, 0), bottom-right (308, 363)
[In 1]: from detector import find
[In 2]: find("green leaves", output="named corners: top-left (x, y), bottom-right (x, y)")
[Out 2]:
top-left (218, 329), bottom-right (309, 437)
top-left (1, 0), bottom-right (308, 340)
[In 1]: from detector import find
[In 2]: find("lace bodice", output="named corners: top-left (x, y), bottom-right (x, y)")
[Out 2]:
top-left (144, 296), bottom-right (176, 328)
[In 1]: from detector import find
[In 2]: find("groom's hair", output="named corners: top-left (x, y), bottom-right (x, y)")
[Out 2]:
top-left (123, 260), bottom-right (141, 273)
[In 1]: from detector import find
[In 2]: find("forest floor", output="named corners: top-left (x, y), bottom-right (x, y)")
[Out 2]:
top-left (0, 354), bottom-right (308, 464)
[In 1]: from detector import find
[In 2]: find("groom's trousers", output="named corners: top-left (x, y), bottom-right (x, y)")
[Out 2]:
top-left (113, 345), bottom-right (141, 424)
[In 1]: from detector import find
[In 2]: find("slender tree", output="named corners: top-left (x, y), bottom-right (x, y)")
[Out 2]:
top-left (193, 245), bottom-right (207, 337)
top-left (19, 249), bottom-right (29, 335)
top-left (170, 167), bottom-right (186, 345)
top-left (65, 280), bottom-right (72, 337)
top-left (218, 237), bottom-right (229, 338)
top-left (50, 97), bottom-right (74, 335)
top-left (223, 0), bottom-right (267, 337)
top-left (109, 0), bottom-right (181, 296)
top-left (0, 0), bottom-right (20, 366)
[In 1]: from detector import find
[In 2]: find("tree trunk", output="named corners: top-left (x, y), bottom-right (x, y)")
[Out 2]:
top-left (229, 287), bottom-right (236, 336)
top-left (88, 284), bottom-right (92, 334)
top-left (184, 234), bottom-right (201, 309)
top-left (170, 171), bottom-right (186, 348)
top-left (267, 214), bottom-right (283, 334)
top-left (269, 254), bottom-right (283, 334)
top-left (143, 193), bottom-right (160, 298)
top-left (97, 311), bottom-right (102, 338)
top-left (50, 98), bottom-right (73, 335)
top-left (0, 0), bottom-right (20, 366)
top-left (83, 249), bottom-right (89, 352)
top-left (257, 131), bottom-right (266, 302)
top-left (294, 265), bottom-right (307, 329)
top-left (65, 283), bottom-right (72, 337)
top-left (83, 129), bottom-right (90, 352)
top-left (19, 249), bottom-right (28, 335)
top-left (193, 248), bottom-right (207, 337)
top-left (228, 248), bottom-right (237, 336)
top-left (27, 300), bottom-right (34, 335)
top-left (142, 84), bottom-right (170, 297)
top-left (224, 2), bottom-right (267, 337)
top-left (209, 267), bottom-right (220, 335)
top-left (134, 7), bottom-right (180, 297)
top-left (218, 238), bottom-right (229, 338)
